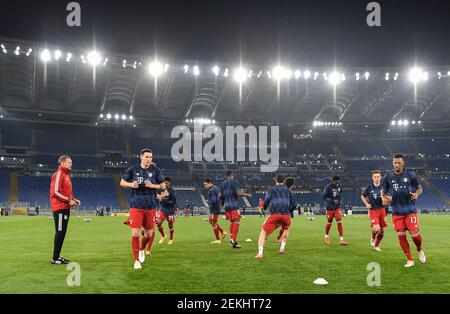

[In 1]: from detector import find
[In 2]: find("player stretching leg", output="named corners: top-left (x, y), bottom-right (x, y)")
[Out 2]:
top-left (381, 153), bottom-right (426, 268)
top-left (323, 176), bottom-right (348, 245)
top-left (156, 177), bottom-right (179, 245)
top-left (256, 175), bottom-right (296, 258)
top-left (220, 171), bottom-right (251, 249)
top-left (120, 148), bottom-right (166, 270)
top-left (361, 170), bottom-right (387, 252)
top-left (204, 178), bottom-right (227, 243)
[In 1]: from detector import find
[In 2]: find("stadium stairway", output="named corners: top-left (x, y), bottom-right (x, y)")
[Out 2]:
top-left (419, 174), bottom-right (450, 206)
top-left (8, 169), bottom-right (19, 203)
top-left (199, 193), bottom-right (209, 207)
top-left (113, 172), bottom-right (129, 211)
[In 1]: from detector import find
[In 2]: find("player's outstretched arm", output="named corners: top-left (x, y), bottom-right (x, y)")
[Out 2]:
top-left (120, 179), bottom-right (138, 189)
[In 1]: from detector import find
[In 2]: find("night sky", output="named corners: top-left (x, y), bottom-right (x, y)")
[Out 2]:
top-left (1, 0), bottom-right (449, 67)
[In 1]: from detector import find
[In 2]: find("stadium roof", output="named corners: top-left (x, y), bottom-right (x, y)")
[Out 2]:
top-left (1, 37), bottom-right (450, 130)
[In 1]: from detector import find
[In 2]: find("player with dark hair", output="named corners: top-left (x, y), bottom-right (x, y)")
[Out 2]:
top-left (220, 170), bottom-right (251, 249)
top-left (323, 175), bottom-right (348, 245)
top-left (120, 148), bottom-right (166, 270)
top-left (156, 177), bottom-right (179, 245)
top-left (275, 177), bottom-right (296, 243)
top-left (361, 170), bottom-right (387, 251)
top-left (204, 178), bottom-right (227, 243)
top-left (50, 155), bottom-right (81, 264)
top-left (184, 200), bottom-right (191, 218)
top-left (256, 175), bottom-right (296, 258)
top-left (381, 153), bottom-right (426, 267)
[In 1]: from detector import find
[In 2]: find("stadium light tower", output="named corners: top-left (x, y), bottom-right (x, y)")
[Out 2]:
top-left (212, 66), bottom-right (220, 76)
top-left (148, 61), bottom-right (164, 77)
top-left (87, 51), bottom-right (102, 67)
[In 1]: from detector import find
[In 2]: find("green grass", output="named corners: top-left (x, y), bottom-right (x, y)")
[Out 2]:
top-left (0, 214), bottom-right (449, 294)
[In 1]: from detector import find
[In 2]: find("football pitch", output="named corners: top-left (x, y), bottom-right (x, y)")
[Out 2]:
top-left (0, 214), bottom-right (449, 294)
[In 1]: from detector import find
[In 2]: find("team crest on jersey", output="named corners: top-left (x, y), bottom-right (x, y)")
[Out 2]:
top-left (403, 178), bottom-right (408, 182)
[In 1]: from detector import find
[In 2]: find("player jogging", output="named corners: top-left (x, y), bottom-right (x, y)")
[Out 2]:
top-left (184, 200), bottom-right (190, 217)
top-left (155, 177), bottom-right (179, 245)
top-left (220, 170), bottom-right (251, 249)
top-left (381, 153), bottom-right (426, 268)
top-left (120, 148), bottom-right (166, 270)
top-left (323, 175), bottom-right (348, 245)
top-left (256, 175), bottom-right (296, 258)
top-left (204, 178), bottom-right (227, 243)
top-left (361, 170), bottom-right (387, 252)
top-left (275, 177), bottom-right (296, 243)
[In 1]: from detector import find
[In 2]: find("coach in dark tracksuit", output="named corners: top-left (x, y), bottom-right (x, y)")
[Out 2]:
top-left (49, 155), bottom-right (81, 265)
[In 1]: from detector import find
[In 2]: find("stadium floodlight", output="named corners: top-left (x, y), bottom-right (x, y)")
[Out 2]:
top-left (129, 115), bottom-right (134, 120)
top-left (313, 72), bottom-right (319, 80)
top-left (26, 48), bottom-right (32, 56)
top-left (15, 46), bottom-right (20, 55)
top-left (87, 51), bottom-right (102, 67)
top-left (328, 71), bottom-right (341, 86)
top-left (233, 67), bottom-right (248, 83)
top-left (394, 72), bottom-right (399, 81)
top-left (164, 64), bottom-right (169, 72)
top-left (398, 120), bottom-right (403, 126)
top-left (114, 114), bottom-right (119, 120)
top-left (193, 65), bottom-right (200, 76)
top-left (391, 120), bottom-right (396, 126)
top-left (313, 121), bottom-right (318, 127)
top-left (364, 72), bottom-right (370, 80)
top-left (409, 67), bottom-right (426, 84)
top-left (66, 53), bottom-right (72, 62)
top-left (294, 70), bottom-right (302, 80)
top-left (304, 70), bottom-right (311, 80)
top-left (212, 119), bottom-right (216, 124)
top-left (224, 68), bottom-right (229, 77)
top-left (122, 59), bottom-right (127, 68)
top-left (99, 113), bottom-right (104, 119)
top-left (212, 66), bottom-right (220, 76)
top-left (1, 45), bottom-right (6, 54)
top-left (106, 113), bottom-right (112, 120)
top-left (266, 71), bottom-right (272, 79)
top-left (403, 120), bottom-right (409, 126)
top-left (54, 50), bottom-right (62, 60)
top-left (272, 66), bottom-right (286, 81)
top-left (412, 120), bottom-right (416, 125)
top-left (148, 61), bottom-right (164, 77)
top-left (248, 70), bottom-right (253, 78)
top-left (103, 58), bottom-right (109, 66)
top-left (184, 65), bottom-right (189, 74)
top-left (356, 72), bottom-right (360, 81)
top-left (423, 72), bottom-right (429, 81)
top-left (323, 72), bottom-right (328, 81)
top-left (40, 49), bottom-right (51, 62)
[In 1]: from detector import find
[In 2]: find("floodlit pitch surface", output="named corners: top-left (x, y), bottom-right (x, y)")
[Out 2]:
top-left (0, 215), bottom-right (449, 294)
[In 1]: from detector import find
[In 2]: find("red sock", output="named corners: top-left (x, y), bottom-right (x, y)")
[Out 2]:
top-left (146, 231), bottom-right (155, 252)
top-left (412, 234), bottom-right (422, 252)
top-left (169, 225), bottom-right (174, 240)
top-left (337, 221), bottom-right (344, 237)
top-left (398, 233), bottom-right (413, 260)
top-left (229, 223), bottom-right (234, 240)
top-left (325, 223), bottom-right (332, 235)
top-left (232, 222), bottom-right (240, 242)
top-left (132, 236), bottom-right (140, 261)
top-left (140, 235), bottom-right (151, 250)
top-left (213, 226), bottom-right (220, 240)
top-left (217, 225), bottom-right (224, 235)
top-left (158, 225), bottom-right (165, 237)
top-left (372, 231), bottom-right (378, 240)
top-left (375, 232), bottom-right (384, 247)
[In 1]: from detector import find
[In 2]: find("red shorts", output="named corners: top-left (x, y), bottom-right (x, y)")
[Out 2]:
top-left (369, 208), bottom-right (387, 228)
top-left (158, 212), bottom-right (175, 224)
top-left (225, 209), bottom-right (241, 221)
top-left (326, 208), bottom-right (342, 222)
top-left (263, 214), bottom-right (291, 234)
top-left (129, 208), bottom-right (156, 230)
top-left (184, 208), bottom-right (190, 215)
top-left (392, 214), bottom-right (419, 232)
top-left (209, 214), bottom-right (219, 223)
